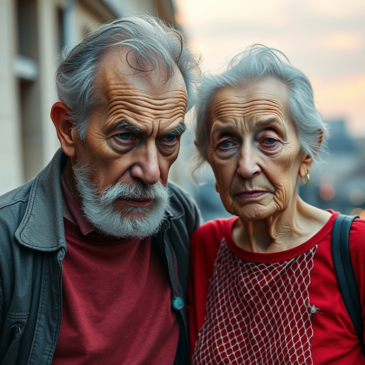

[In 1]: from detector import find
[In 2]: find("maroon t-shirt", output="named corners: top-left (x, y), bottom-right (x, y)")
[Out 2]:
top-left (52, 179), bottom-right (179, 365)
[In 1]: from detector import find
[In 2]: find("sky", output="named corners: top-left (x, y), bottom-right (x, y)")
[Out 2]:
top-left (175, 0), bottom-right (365, 135)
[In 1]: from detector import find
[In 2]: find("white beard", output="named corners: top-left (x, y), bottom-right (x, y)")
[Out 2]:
top-left (73, 163), bottom-right (169, 239)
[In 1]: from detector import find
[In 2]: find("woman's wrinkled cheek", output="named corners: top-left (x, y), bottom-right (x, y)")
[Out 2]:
top-left (268, 145), bottom-right (298, 214)
top-left (273, 183), bottom-right (287, 213)
top-left (210, 157), bottom-right (235, 208)
top-left (216, 188), bottom-right (234, 216)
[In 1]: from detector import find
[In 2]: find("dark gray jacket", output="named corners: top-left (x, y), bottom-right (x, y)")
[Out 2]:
top-left (0, 149), bottom-right (202, 365)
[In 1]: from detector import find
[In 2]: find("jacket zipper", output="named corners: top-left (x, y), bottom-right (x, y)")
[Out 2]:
top-left (163, 231), bottom-right (189, 359)
top-left (49, 250), bottom-right (64, 365)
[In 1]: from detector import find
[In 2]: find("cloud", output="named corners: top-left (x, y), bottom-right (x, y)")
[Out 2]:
top-left (307, 0), bottom-right (365, 19)
top-left (176, 0), bottom-right (365, 134)
top-left (317, 32), bottom-right (363, 51)
top-left (312, 74), bottom-right (365, 133)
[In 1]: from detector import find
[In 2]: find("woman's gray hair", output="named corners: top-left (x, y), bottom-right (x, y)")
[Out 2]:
top-left (192, 44), bottom-right (327, 177)
top-left (56, 15), bottom-right (200, 139)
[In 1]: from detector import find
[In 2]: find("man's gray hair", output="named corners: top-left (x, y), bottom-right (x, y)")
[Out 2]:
top-left (56, 15), bottom-right (200, 139)
top-left (192, 44), bottom-right (327, 176)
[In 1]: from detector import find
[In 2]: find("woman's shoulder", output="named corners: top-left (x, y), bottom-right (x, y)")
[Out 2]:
top-left (349, 218), bottom-right (365, 249)
top-left (190, 217), bottom-right (237, 270)
top-left (191, 217), bottom-right (236, 249)
top-left (346, 218), bottom-right (365, 290)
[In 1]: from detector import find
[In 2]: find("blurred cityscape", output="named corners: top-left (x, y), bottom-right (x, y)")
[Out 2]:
top-left (1, 0), bottom-right (365, 222)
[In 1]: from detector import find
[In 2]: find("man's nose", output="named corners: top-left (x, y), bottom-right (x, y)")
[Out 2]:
top-left (236, 144), bottom-right (261, 179)
top-left (130, 145), bottom-right (160, 185)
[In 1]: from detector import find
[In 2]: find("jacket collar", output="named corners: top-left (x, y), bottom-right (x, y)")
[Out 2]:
top-left (15, 148), bottom-right (68, 252)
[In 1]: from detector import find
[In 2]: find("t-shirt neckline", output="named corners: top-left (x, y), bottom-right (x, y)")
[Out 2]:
top-left (224, 210), bottom-right (339, 263)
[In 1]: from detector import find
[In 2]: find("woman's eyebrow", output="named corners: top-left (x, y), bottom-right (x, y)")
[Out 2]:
top-left (211, 124), bottom-right (237, 134)
top-left (253, 118), bottom-right (284, 130)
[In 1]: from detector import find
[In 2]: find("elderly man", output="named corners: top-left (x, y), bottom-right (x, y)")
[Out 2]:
top-left (0, 16), bottom-right (201, 365)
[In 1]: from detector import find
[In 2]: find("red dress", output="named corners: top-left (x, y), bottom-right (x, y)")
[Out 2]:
top-left (187, 211), bottom-right (365, 365)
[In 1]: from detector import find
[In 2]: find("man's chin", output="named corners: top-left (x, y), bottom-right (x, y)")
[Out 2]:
top-left (122, 211), bottom-right (148, 220)
top-left (116, 204), bottom-right (152, 216)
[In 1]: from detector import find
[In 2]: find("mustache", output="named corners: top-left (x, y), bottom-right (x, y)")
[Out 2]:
top-left (101, 180), bottom-right (168, 203)
top-left (72, 162), bottom-right (169, 205)
top-left (71, 161), bottom-right (169, 239)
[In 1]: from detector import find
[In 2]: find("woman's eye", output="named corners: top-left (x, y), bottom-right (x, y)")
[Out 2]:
top-left (263, 138), bottom-right (277, 145)
top-left (116, 132), bottom-right (133, 141)
top-left (219, 140), bottom-right (233, 149)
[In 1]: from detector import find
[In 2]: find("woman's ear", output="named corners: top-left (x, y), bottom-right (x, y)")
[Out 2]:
top-left (318, 130), bottom-right (324, 148)
top-left (51, 102), bottom-right (76, 157)
top-left (315, 129), bottom-right (324, 155)
top-left (299, 153), bottom-right (313, 178)
top-left (299, 130), bottom-right (323, 178)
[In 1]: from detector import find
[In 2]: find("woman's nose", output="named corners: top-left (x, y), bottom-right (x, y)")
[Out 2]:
top-left (236, 146), bottom-right (261, 179)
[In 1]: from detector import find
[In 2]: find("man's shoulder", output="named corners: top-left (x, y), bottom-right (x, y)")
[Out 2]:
top-left (168, 181), bottom-right (195, 205)
top-left (0, 180), bottom-right (33, 216)
top-left (0, 181), bottom-right (34, 260)
top-left (168, 182), bottom-right (199, 216)
top-left (167, 181), bottom-right (202, 236)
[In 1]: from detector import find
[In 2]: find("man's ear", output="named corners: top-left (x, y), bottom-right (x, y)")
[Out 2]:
top-left (51, 102), bottom-right (76, 157)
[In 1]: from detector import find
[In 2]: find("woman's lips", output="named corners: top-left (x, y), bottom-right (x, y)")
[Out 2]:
top-left (123, 198), bottom-right (153, 207)
top-left (236, 191), bottom-right (268, 199)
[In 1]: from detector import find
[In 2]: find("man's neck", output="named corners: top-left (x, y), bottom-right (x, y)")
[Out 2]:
top-left (62, 158), bottom-right (82, 208)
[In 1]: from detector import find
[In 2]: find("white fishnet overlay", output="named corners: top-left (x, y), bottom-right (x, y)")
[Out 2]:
top-left (192, 239), bottom-right (318, 365)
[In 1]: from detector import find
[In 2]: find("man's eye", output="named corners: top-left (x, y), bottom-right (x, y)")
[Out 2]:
top-left (162, 135), bottom-right (177, 143)
top-left (117, 133), bottom-right (132, 141)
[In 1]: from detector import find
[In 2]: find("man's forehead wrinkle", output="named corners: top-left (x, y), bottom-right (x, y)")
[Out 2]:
top-left (106, 99), bottom-right (186, 120)
top-left (107, 94), bottom-right (187, 106)
top-left (105, 90), bottom-right (187, 122)
top-left (105, 63), bottom-right (187, 96)
top-left (105, 110), bottom-right (184, 129)
top-left (104, 104), bottom-right (185, 131)
top-left (107, 85), bottom-right (187, 100)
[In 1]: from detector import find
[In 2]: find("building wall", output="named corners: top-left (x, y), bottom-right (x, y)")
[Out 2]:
top-left (0, 0), bottom-right (178, 195)
top-left (0, 0), bottom-right (23, 193)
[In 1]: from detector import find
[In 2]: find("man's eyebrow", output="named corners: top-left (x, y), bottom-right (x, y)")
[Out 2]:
top-left (166, 123), bottom-right (187, 135)
top-left (112, 120), bottom-right (143, 133)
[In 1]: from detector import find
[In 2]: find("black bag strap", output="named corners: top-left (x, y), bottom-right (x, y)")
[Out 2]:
top-left (331, 214), bottom-right (365, 356)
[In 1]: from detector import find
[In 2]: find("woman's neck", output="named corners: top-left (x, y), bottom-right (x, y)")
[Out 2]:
top-left (232, 197), bottom-right (331, 253)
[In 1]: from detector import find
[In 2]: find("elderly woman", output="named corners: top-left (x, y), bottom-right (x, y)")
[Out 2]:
top-left (187, 45), bottom-right (365, 365)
